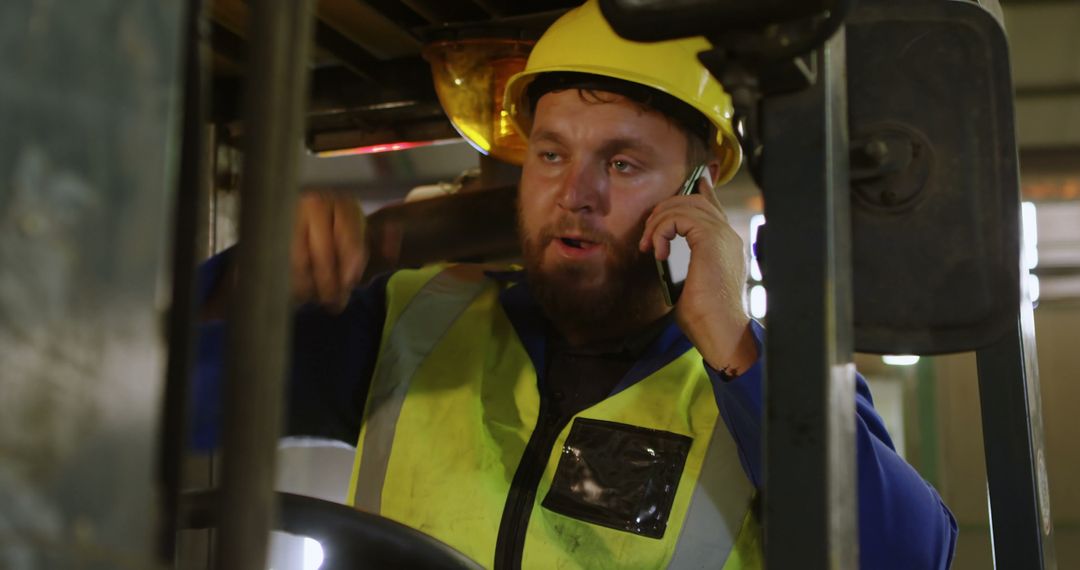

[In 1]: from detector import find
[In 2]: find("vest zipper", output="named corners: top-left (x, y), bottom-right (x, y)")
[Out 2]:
top-left (493, 396), bottom-right (570, 570)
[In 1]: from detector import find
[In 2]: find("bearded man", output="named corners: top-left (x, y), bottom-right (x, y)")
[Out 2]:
top-left (196, 2), bottom-right (957, 568)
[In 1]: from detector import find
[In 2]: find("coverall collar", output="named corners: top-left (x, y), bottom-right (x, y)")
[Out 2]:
top-left (490, 269), bottom-right (694, 398)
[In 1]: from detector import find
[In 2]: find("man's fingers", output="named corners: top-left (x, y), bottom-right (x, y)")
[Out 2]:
top-left (645, 202), bottom-right (736, 260)
top-left (641, 198), bottom-right (690, 250)
top-left (647, 194), bottom-right (723, 228)
top-left (306, 200), bottom-right (342, 307)
top-left (291, 220), bottom-right (315, 303)
top-left (292, 267), bottom-right (317, 305)
top-left (649, 226), bottom-right (672, 260)
top-left (640, 205), bottom-right (679, 253)
top-left (654, 213), bottom-right (699, 261)
top-left (332, 199), bottom-right (367, 292)
top-left (643, 209), bottom-right (694, 260)
top-left (289, 193), bottom-right (369, 311)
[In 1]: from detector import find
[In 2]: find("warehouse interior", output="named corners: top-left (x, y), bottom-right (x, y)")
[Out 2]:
top-left (0, 0), bottom-right (1077, 569)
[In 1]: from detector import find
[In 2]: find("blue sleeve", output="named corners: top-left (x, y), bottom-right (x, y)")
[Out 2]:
top-left (191, 248), bottom-right (390, 451)
top-left (708, 320), bottom-right (958, 569)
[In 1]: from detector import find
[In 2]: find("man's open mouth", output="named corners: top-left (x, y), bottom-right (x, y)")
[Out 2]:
top-left (559, 237), bottom-right (595, 249)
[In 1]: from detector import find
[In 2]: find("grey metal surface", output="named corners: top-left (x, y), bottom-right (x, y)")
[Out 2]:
top-left (0, 1), bottom-right (184, 569)
top-left (759, 32), bottom-right (858, 568)
top-left (161, 0), bottom-right (209, 560)
top-left (214, 0), bottom-right (316, 569)
top-left (976, 295), bottom-right (1057, 569)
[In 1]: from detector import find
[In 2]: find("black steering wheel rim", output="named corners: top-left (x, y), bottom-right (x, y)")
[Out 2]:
top-left (179, 489), bottom-right (483, 569)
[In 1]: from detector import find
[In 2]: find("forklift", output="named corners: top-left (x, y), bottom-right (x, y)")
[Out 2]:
top-left (0, 0), bottom-right (1054, 568)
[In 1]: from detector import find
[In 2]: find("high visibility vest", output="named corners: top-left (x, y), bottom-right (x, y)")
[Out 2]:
top-left (347, 264), bottom-right (762, 569)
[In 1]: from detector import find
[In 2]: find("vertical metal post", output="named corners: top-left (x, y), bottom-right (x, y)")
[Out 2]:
top-left (976, 295), bottom-right (1056, 569)
top-left (760, 30), bottom-right (857, 569)
top-left (177, 125), bottom-right (227, 570)
top-left (215, 1), bottom-right (315, 569)
top-left (160, 0), bottom-right (208, 560)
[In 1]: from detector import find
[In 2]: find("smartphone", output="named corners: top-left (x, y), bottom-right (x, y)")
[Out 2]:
top-left (656, 164), bottom-right (709, 306)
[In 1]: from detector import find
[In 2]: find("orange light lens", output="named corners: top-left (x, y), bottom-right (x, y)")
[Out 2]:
top-left (422, 39), bottom-right (533, 165)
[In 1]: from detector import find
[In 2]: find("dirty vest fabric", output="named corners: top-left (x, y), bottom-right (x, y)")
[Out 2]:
top-left (347, 264), bottom-right (762, 569)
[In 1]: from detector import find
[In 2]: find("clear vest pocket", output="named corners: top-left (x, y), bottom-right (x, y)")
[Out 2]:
top-left (541, 418), bottom-right (692, 539)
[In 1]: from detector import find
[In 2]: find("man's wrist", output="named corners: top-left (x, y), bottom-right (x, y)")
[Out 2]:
top-left (701, 321), bottom-right (758, 378)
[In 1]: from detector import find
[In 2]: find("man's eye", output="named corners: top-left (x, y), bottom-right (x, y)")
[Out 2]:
top-left (611, 160), bottom-right (633, 173)
top-left (540, 151), bottom-right (560, 162)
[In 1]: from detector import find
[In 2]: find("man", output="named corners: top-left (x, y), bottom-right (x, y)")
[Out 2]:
top-left (197, 1), bottom-right (957, 568)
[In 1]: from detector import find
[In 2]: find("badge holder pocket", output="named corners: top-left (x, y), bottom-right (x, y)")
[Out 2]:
top-left (541, 418), bottom-right (692, 539)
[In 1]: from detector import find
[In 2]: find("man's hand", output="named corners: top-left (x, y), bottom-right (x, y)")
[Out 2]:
top-left (639, 176), bottom-right (757, 375)
top-left (291, 191), bottom-right (368, 312)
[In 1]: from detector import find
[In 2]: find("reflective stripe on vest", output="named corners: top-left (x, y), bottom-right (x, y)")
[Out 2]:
top-left (349, 264), bottom-right (491, 513)
top-left (349, 265), bottom-right (761, 569)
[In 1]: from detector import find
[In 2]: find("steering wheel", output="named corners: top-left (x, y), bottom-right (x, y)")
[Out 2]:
top-left (180, 490), bottom-right (484, 569)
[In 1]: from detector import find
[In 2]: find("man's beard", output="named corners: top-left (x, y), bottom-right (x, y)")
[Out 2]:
top-left (520, 215), bottom-right (666, 339)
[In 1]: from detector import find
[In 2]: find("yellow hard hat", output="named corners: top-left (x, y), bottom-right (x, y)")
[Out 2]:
top-left (503, 0), bottom-right (742, 184)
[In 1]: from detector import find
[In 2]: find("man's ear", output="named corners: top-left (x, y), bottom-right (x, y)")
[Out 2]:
top-left (706, 159), bottom-right (723, 185)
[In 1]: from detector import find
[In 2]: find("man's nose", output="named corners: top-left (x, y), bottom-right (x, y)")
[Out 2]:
top-left (556, 163), bottom-right (608, 214)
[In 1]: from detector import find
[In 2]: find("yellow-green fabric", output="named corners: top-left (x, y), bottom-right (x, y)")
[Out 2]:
top-left (348, 264), bottom-right (760, 569)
